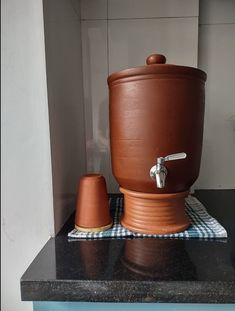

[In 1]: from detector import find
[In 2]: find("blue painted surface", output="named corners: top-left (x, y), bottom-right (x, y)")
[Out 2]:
top-left (33, 302), bottom-right (235, 311)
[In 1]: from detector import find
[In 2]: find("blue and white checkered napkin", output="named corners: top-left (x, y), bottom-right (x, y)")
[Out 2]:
top-left (68, 195), bottom-right (227, 239)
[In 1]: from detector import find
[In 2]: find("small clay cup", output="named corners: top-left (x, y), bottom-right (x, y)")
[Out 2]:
top-left (75, 174), bottom-right (112, 232)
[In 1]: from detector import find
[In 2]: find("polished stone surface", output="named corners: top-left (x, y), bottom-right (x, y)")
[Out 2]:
top-left (21, 190), bottom-right (235, 303)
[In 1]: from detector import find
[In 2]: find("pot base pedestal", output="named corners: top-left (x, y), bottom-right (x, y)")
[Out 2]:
top-left (120, 187), bottom-right (190, 234)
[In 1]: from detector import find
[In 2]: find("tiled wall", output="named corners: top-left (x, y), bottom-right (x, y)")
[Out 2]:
top-left (196, 0), bottom-right (235, 189)
top-left (81, 0), bottom-right (199, 192)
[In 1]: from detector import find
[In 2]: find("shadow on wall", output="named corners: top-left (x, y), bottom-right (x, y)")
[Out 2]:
top-left (43, 0), bottom-right (86, 234)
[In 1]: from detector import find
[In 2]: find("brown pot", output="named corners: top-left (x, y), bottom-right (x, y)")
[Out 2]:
top-left (108, 54), bottom-right (207, 234)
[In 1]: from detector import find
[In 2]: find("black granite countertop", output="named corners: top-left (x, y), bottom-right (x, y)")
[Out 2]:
top-left (21, 190), bottom-right (235, 303)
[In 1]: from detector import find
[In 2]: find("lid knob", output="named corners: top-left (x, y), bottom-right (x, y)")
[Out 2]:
top-left (146, 54), bottom-right (166, 65)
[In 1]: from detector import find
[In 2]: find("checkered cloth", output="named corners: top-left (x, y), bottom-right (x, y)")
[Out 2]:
top-left (68, 195), bottom-right (227, 239)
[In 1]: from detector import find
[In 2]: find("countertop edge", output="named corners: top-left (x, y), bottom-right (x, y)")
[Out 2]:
top-left (21, 279), bottom-right (235, 303)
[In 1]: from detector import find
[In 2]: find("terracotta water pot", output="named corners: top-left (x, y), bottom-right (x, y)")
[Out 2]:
top-left (108, 54), bottom-right (207, 234)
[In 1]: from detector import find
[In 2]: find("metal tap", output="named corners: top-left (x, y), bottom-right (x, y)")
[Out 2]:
top-left (150, 152), bottom-right (187, 188)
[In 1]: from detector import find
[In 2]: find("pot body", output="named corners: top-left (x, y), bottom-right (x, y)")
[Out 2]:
top-left (109, 72), bottom-right (205, 194)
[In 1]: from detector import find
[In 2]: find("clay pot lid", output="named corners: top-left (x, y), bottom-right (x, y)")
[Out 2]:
top-left (107, 53), bottom-right (207, 85)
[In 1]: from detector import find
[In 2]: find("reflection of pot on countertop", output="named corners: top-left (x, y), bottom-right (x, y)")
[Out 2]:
top-left (108, 54), bottom-right (207, 234)
top-left (119, 239), bottom-right (197, 280)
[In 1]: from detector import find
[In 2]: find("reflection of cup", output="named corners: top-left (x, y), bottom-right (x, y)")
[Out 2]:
top-left (75, 174), bottom-right (112, 232)
top-left (79, 240), bottom-right (110, 278)
top-left (120, 239), bottom-right (196, 280)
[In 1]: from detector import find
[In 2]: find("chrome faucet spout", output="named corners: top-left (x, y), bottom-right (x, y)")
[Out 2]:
top-left (155, 164), bottom-right (167, 188)
top-left (150, 152), bottom-right (187, 189)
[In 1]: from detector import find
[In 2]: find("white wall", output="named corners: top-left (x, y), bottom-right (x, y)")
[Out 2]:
top-left (196, 0), bottom-right (235, 189)
top-left (1, 1), bottom-right (54, 311)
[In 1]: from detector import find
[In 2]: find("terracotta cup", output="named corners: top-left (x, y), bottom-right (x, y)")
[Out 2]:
top-left (75, 174), bottom-right (112, 232)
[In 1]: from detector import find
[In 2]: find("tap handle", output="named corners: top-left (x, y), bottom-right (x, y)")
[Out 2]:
top-left (157, 152), bottom-right (187, 164)
top-left (164, 152), bottom-right (187, 162)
